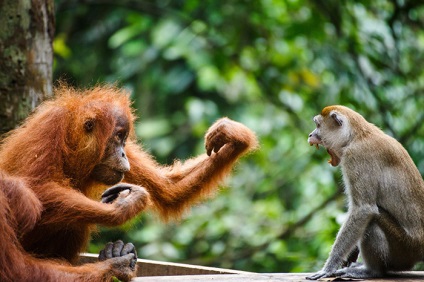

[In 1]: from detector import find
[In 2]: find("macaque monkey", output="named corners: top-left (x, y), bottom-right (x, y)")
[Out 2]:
top-left (306, 105), bottom-right (424, 279)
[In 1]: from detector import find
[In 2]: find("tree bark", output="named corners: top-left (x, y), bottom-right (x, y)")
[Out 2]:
top-left (0, 0), bottom-right (54, 134)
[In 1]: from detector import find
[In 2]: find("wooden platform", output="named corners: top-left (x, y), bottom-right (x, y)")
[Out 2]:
top-left (135, 272), bottom-right (424, 281)
top-left (80, 254), bottom-right (424, 281)
top-left (80, 253), bottom-right (249, 277)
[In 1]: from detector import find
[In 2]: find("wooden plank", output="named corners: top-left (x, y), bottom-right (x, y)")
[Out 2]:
top-left (133, 273), bottom-right (309, 281)
top-left (79, 255), bottom-right (424, 281)
top-left (80, 253), bottom-right (250, 276)
top-left (134, 272), bottom-right (424, 282)
top-left (133, 258), bottom-right (250, 277)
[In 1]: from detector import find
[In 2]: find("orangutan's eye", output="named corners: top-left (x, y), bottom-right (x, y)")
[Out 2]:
top-left (84, 120), bottom-right (95, 132)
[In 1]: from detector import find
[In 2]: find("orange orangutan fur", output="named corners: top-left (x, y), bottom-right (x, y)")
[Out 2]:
top-left (0, 85), bottom-right (258, 281)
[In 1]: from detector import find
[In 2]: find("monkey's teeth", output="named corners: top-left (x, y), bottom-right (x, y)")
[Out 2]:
top-left (309, 143), bottom-right (320, 149)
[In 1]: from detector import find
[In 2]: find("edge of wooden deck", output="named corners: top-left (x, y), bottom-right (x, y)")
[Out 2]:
top-left (80, 253), bottom-right (250, 277)
top-left (80, 254), bottom-right (424, 281)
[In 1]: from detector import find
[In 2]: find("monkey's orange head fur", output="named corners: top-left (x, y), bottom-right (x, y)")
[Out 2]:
top-left (321, 105), bottom-right (356, 118)
top-left (320, 105), bottom-right (340, 117)
top-left (320, 105), bottom-right (371, 134)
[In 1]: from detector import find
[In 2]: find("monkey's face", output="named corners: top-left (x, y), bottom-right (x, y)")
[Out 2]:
top-left (90, 112), bottom-right (131, 185)
top-left (308, 108), bottom-right (351, 167)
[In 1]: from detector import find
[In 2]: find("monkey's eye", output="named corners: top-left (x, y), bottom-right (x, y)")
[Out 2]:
top-left (84, 120), bottom-right (95, 132)
top-left (313, 117), bottom-right (320, 128)
top-left (116, 131), bottom-right (126, 142)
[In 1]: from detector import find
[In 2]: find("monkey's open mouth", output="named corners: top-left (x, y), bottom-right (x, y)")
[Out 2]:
top-left (308, 138), bottom-right (341, 167)
top-left (326, 148), bottom-right (340, 167)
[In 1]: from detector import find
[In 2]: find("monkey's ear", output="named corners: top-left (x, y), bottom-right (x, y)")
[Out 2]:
top-left (330, 113), bottom-right (343, 126)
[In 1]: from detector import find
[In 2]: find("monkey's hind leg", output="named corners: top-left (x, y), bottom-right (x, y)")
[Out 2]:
top-left (343, 247), bottom-right (359, 267)
top-left (336, 222), bottom-right (388, 279)
top-left (334, 264), bottom-right (382, 279)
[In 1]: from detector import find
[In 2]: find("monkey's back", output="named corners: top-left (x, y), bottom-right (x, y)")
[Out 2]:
top-left (341, 129), bottom-right (424, 238)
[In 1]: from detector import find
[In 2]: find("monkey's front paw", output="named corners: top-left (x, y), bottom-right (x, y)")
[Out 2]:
top-left (205, 117), bottom-right (257, 156)
top-left (120, 184), bottom-right (150, 210)
top-left (205, 118), bottom-right (232, 156)
top-left (306, 270), bottom-right (335, 280)
top-left (102, 184), bottom-right (132, 203)
top-left (99, 240), bottom-right (138, 281)
top-left (99, 240), bottom-right (138, 271)
top-left (103, 184), bottom-right (149, 224)
top-left (102, 183), bottom-right (149, 207)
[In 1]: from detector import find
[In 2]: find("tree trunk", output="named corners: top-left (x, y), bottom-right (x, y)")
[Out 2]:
top-left (0, 0), bottom-right (54, 134)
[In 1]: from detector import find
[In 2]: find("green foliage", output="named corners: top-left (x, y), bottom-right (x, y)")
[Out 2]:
top-left (55, 0), bottom-right (424, 273)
